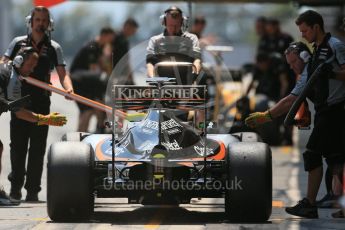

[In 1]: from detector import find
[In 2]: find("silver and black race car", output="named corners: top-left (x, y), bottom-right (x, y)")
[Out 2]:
top-left (47, 77), bottom-right (272, 222)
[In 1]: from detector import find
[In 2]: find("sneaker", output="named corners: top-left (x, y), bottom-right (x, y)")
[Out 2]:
top-left (285, 198), bottom-right (319, 218)
top-left (316, 193), bottom-right (339, 208)
top-left (9, 190), bottom-right (22, 202)
top-left (25, 193), bottom-right (38, 202)
top-left (0, 188), bottom-right (20, 206)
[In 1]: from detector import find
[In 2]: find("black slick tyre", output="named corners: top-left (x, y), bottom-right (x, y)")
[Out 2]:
top-left (225, 142), bottom-right (272, 222)
top-left (47, 141), bottom-right (94, 221)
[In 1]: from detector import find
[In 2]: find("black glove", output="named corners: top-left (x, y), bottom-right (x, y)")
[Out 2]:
top-left (320, 63), bottom-right (335, 79)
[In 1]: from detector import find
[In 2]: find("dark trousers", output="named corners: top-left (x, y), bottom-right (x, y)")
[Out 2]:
top-left (9, 114), bottom-right (49, 194)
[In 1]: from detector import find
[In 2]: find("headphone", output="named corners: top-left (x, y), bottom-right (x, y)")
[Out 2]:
top-left (25, 6), bottom-right (54, 32)
top-left (160, 6), bottom-right (188, 31)
top-left (13, 47), bottom-right (37, 68)
top-left (285, 42), bottom-right (311, 63)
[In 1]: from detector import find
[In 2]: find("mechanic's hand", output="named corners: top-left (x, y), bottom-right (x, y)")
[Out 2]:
top-left (37, 112), bottom-right (67, 126)
top-left (245, 111), bottom-right (272, 128)
top-left (320, 63), bottom-right (335, 79)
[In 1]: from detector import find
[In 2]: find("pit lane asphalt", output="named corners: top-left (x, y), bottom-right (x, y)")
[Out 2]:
top-left (0, 89), bottom-right (344, 229)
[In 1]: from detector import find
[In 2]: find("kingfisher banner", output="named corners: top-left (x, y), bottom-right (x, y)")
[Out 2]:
top-left (112, 85), bottom-right (206, 109)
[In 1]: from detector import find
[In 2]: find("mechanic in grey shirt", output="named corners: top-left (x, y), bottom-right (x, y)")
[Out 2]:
top-left (247, 10), bottom-right (345, 219)
top-left (146, 6), bottom-right (201, 85)
top-left (284, 10), bottom-right (345, 219)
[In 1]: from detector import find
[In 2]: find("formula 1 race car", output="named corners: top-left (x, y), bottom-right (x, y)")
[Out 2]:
top-left (47, 77), bottom-right (272, 222)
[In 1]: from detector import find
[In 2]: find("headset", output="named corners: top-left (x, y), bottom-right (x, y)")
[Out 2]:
top-left (13, 47), bottom-right (37, 68)
top-left (25, 6), bottom-right (54, 32)
top-left (285, 42), bottom-right (311, 63)
top-left (160, 6), bottom-right (188, 31)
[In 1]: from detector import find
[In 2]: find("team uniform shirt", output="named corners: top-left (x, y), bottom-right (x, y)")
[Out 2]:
top-left (258, 33), bottom-right (296, 94)
top-left (309, 33), bottom-right (345, 110)
top-left (0, 63), bottom-right (23, 112)
top-left (290, 33), bottom-right (345, 110)
top-left (253, 55), bottom-right (289, 102)
top-left (112, 32), bottom-right (134, 84)
top-left (3, 34), bottom-right (66, 112)
top-left (258, 33), bottom-right (294, 55)
top-left (112, 32), bottom-right (130, 68)
top-left (70, 40), bottom-right (102, 73)
top-left (69, 40), bottom-right (105, 106)
top-left (147, 30), bottom-right (201, 64)
top-left (146, 30), bottom-right (201, 85)
top-left (291, 33), bottom-right (345, 163)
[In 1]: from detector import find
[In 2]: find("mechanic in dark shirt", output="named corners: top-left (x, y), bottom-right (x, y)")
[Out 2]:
top-left (258, 18), bottom-right (294, 55)
top-left (190, 15), bottom-right (206, 39)
top-left (286, 10), bottom-right (345, 219)
top-left (247, 27), bottom-right (345, 218)
top-left (0, 47), bottom-right (66, 205)
top-left (256, 18), bottom-right (295, 145)
top-left (286, 10), bottom-right (345, 217)
top-left (0, 6), bottom-right (73, 202)
top-left (249, 52), bottom-right (284, 102)
top-left (189, 15), bottom-right (216, 51)
top-left (255, 16), bottom-right (267, 49)
top-left (146, 6), bottom-right (201, 85)
top-left (256, 18), bottom-right (294, 95)
top-left (70, 27), bottom-right (114, 132)
top-left (112, 18), bottom-right (138, 85)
